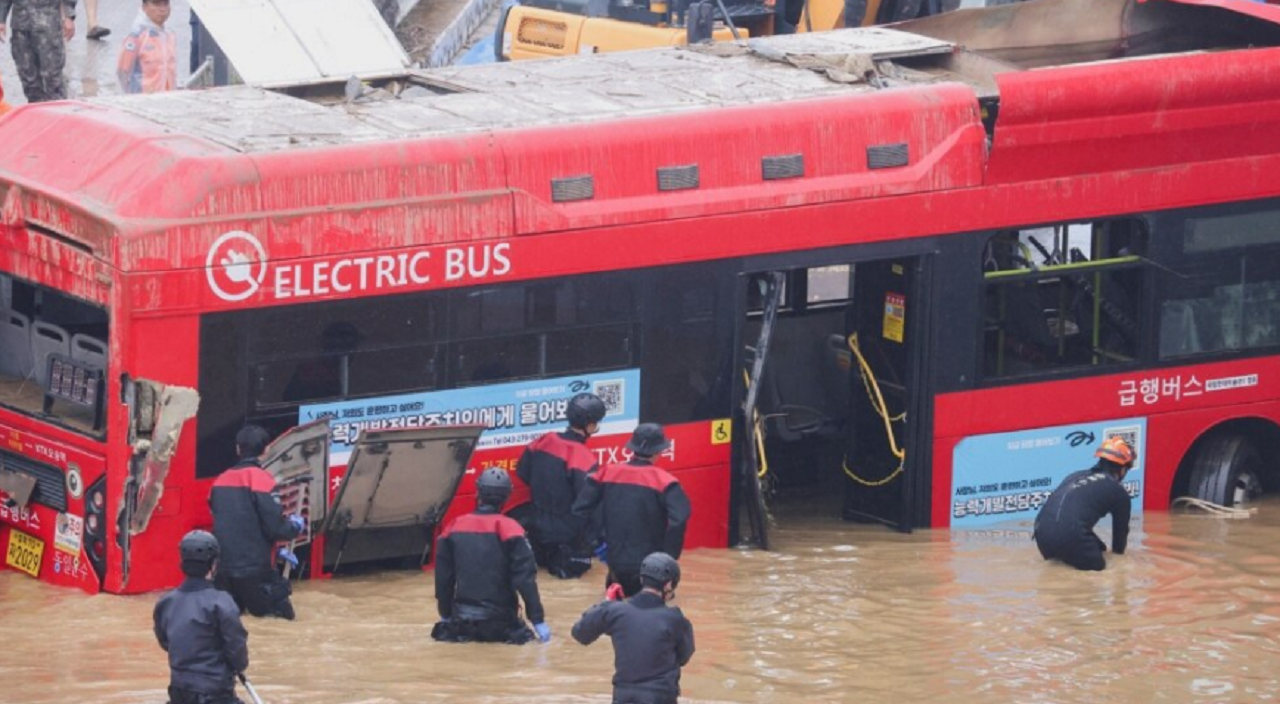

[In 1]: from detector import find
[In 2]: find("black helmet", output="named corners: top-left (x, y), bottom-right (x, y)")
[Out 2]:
top-left (639, 552), bottom-right (680, 588)
top-left (235, 425), bottom-right (271, 459)
top-left (626, 423), bottom-right (671, 457)
top-left (566, 393), bottom-right (607, 429)
top-left (476, 467), bottom-right (513, 506)
top-left (180, 530), bottom-right (220, 562)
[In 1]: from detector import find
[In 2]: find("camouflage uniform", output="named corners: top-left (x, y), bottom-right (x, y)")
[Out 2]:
top-left (371, 0), bottom-right (399, 29)
top-left (0, 0), bottom-right (75, 102)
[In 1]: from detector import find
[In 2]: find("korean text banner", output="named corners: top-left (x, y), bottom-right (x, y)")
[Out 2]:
top-left (301, 370), bottom-right (641, 464)
top-left (950, 418), bottom-right (1146, 528)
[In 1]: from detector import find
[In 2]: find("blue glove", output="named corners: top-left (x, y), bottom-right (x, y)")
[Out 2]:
top-left (276, 547), bottom-right (299, 569)
top-left (593, 542), bottom-right (608, 564)
top-left (288, 514), bottom-right (306, 533)
top-left (533, 622), bottom-right (552, 643)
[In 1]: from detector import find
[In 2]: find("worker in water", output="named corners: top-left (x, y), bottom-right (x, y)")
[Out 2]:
top-left (209, 425), bottom-right (305, 619)
top-left (516, 392), bottom-right (605, 579)
top-left (573, 423), bottom-right (691, 598)
top-left (1033, 436), bottom-right (1136, 571)
top-left (432, 467), bottom-right (551, 645)
top-left (153, 530), bottom-right (249, 704)
top-left (572, 551), bottom-right (695, 704)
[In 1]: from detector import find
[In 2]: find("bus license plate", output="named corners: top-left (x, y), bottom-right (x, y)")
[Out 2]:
top-left (6, 529), bottom-right (44, 578)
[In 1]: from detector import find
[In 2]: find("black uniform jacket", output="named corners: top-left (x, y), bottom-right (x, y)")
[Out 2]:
top-left (573, 460), bottom-right (691, 572)
top-left (572, 590), bottom-right (695, 704)
top-left (1035, 469), bottom-right (1132, 553)
top-left (209, 460), bottom-right (300, 577)
top-left (435, 505), bottom-right (545, 624)
top-left (153, 577), bottom-right (249, 694)
top-left (516, 430), bottom-right (598, 544)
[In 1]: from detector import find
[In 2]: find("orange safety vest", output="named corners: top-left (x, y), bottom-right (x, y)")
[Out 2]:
top-left (118, 25), bottom-right (178, 94)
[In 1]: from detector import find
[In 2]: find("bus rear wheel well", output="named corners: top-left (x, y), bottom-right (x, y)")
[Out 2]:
top-left (1170, 418), bottom-right (1280, 506)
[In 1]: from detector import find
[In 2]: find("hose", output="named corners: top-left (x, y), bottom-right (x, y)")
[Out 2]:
top-left (1170, 496), bottom-right (1256, 519)
top-left (842, 332), bottom-right (906, 487)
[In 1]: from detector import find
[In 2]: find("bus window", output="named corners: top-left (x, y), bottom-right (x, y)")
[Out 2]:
top-left (982, 220), bottom-right (1146, 380)
top-left (0, 274), bottom-right (108, 436)
top-left (1160, 207), bottom-right (1280, 358)
top-left (448, 277), bottom-right (638, 387)
top-left (807, 265), bottom-right (853, 305)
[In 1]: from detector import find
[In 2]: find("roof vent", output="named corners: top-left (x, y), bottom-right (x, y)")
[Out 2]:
top-left (762, 154), bottom-right (804, 181)
top-left (551, 175), bottom-right (594, 203)
top-left (657, 164), bottom-right (700, 192)
top-left (867, 143), bottom-right (909, 170)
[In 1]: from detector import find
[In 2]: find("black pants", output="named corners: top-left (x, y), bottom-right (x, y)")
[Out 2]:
top-left (606, 567), bottom-right (643, 599)
top-left (534, 541), bottom-right (593, 579)
top-left (168, 685), bottom-right (244, 704)
top-left (432, 618), bottom-right (534, 645)
top-left (216, 570), bottom-right (295, 619)
top-left (1036, 532), bottom-right (1106, 572)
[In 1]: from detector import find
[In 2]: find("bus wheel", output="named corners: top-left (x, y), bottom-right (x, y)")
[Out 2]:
top-left (1187, 435), bottom-right (1264, 508)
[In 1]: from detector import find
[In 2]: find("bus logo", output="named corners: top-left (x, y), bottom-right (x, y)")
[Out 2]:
top-left (206, 230), bottom-right (268, 302)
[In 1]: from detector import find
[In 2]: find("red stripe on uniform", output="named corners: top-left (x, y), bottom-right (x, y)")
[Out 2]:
top-left (442, 512), bottom-right (527, 541)
top-left (211, 466), bottom-right (276, 493)
top-left (595, 463), bottom-right (677, 492)
top-left (529, 433), bottom-right (597, 473)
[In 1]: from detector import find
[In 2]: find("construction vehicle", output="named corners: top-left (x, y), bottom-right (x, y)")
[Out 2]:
top-left (496, 0), bottom-right (934, 60)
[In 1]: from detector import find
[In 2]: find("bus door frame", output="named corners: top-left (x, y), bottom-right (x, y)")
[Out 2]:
top-left (729, 245), bottom-right (937, 544)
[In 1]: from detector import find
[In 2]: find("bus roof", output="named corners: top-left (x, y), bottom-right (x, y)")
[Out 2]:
top-left (84, 29), bottom-right (956, 154)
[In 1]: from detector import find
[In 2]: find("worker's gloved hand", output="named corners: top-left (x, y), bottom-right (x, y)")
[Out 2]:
top-left (276, 547), bottom-right (299, 569)
top-left (606, 583), bottom-right (625, 602)
top-left (288, 514), bottom-right (306, 533)
top-left (533, 622), bottom-right (552, 643)
top-left (593, 542), bottom-right (608, 564)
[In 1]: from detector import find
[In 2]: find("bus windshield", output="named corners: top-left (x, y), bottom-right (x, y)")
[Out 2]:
top-left (0, 274), bottom-right (109, 437)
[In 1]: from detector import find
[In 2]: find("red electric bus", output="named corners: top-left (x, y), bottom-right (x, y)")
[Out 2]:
top-left (2, 0), bottom-right (1280, 594)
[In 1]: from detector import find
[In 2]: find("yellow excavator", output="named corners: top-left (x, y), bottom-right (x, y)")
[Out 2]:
top-left (497, 0), bottom-right (938, 61)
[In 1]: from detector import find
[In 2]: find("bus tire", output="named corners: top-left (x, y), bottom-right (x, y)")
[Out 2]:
top-left (1186, 434), bottom-right (1264, 508)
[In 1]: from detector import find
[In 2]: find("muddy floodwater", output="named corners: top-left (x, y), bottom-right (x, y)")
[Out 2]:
top-left (5, 498), bottom-right (1280, 704)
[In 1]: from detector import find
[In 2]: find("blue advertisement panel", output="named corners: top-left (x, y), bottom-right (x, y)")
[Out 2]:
top-left (950, 418), bottom-right (1146, 528)
top-left (300, 370), bottom-right (641, 464)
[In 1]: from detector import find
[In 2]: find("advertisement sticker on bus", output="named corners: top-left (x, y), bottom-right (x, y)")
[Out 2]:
top-left (54, 513), bottom-right (83, 555)
top-left (300, 369), bottom-right (641, 464)
top-left (950, 418), bottom-right (1146, 528)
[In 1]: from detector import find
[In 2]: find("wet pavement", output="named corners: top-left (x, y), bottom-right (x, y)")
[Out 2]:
top-left (0, 0), bottom-right (193, 107)
top-left (4, 496), bottom-right (1280, 704)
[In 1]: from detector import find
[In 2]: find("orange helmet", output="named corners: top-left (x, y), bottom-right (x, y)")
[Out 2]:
top-left (1095, 436), bottom-right (1136, 467)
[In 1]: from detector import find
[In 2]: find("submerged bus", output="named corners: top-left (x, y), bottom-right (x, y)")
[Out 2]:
top-left (2, 0), bottom-right (1280, 594)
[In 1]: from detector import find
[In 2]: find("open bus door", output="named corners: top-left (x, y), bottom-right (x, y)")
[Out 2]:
top-left (839, 258), bottom-right (932, 531)
top-left (735, 257), bottom-right (933, 542)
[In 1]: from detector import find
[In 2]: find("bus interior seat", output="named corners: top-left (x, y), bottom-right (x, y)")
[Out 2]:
top-left (759, 332), bottom-right (845, 443)
top-left (0, 308), bottom-right (34, 379)
top-left (30, 320), bottom-right (70, 389)
top-left (71, 333), bottom-right (108, 372)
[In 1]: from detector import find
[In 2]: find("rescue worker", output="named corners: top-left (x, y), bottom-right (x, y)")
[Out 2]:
top-left (516, 391), bottom-right (605, 579)
top-left (153, 530), bottom-right (249, 704)
top-left (0, 0), bottom-right (76, 103)
top-left (117, 0), bottom-right (177, 95)
top-left (572, 552), bottom-right (695, 704)
top-left (210, 425), bottom-right (305, 620)
top-left (432, 467), bottom-right (551, 645)
top-left (573, 423), bottom-right (691, 599)
top-left (1033, 436), bottom-right (1136, 572)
